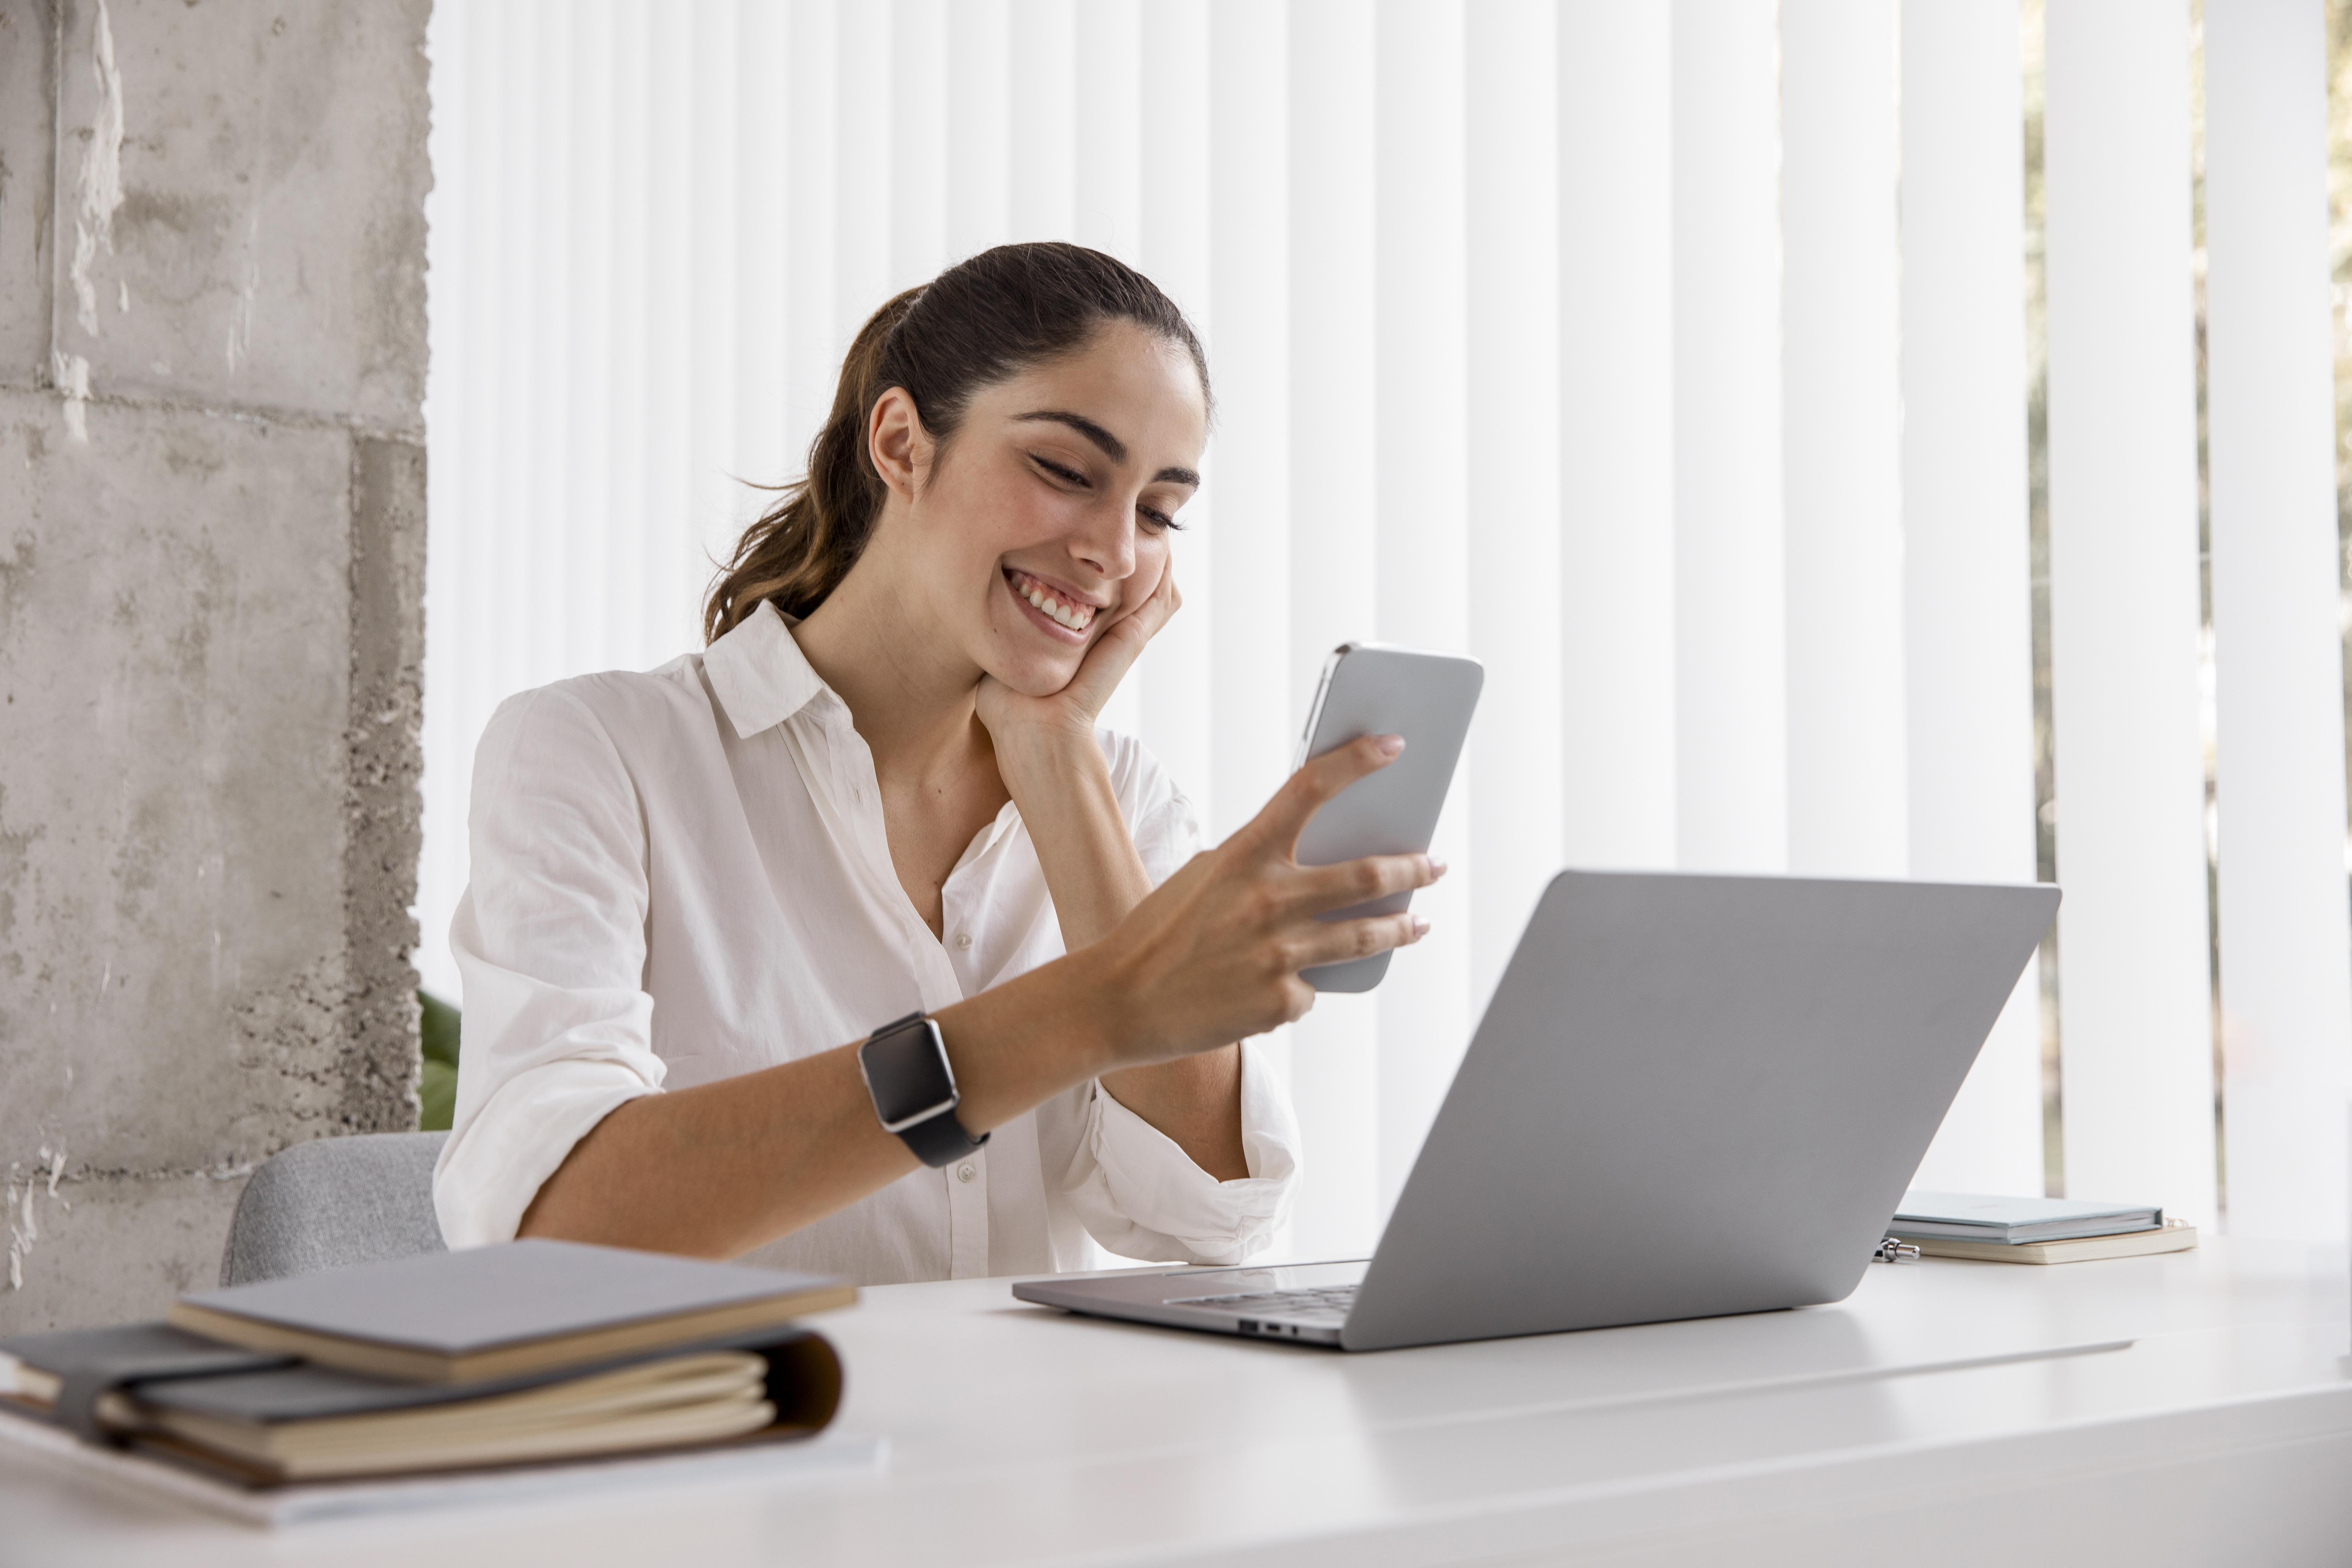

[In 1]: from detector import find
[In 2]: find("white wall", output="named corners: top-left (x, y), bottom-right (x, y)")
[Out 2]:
top-left (422, 0), bottom-right (2352, 1254)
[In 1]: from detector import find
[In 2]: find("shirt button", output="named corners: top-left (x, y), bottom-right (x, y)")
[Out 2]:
top-left (954, 932), bottom-right (973, 950)
top-left (955, 1163), bottom-right (976, 1184)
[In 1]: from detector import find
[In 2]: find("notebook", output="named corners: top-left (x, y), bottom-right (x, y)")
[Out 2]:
top-left (1907, 1221), bottom-right (2198, 1266)
top-left (164, 1239), bottom-right (854, 1384)
top-left (2, 1320), bottom-right (843, 1486)
top-left (1889, 1191), bottom-right (2162, 1245)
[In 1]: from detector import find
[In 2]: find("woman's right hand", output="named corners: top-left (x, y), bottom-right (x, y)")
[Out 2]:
top-left (1083, 734), bottom-right (1445, 1064)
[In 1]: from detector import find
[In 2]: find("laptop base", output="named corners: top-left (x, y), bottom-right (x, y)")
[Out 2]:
top-left (1013, 1261), bottom-right (1367, 1348)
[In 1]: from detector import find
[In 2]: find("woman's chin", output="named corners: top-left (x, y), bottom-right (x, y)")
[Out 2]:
top-left (977, 642), bottom-right (1084, 698)
top-left (987, 664), bottom-right (1080, 700)
top-left (980, 613), bottom-right (1090, 697)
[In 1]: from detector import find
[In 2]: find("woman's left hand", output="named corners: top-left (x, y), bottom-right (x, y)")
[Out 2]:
top-left (977, 559), bottom-right (1181, 755)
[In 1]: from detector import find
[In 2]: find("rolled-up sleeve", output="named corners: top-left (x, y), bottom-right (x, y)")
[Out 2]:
top-left (433, 689), bottom-right (667, 1249)
top-left (1050, 743), bottom-right (1304, 1264)
top-left (1057, 1040), bottom-right (1301, 1264)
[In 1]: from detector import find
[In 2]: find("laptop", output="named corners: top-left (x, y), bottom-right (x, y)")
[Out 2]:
top-left (1013, 869), bottom-right (2060, 1352)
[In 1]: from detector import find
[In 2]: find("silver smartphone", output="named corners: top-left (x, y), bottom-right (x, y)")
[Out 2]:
top-left (1292, 643), bottom-right (1484, 992)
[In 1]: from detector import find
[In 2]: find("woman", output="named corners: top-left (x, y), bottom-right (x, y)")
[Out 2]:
top-left (434, 243), bottom-right (1440, 1283)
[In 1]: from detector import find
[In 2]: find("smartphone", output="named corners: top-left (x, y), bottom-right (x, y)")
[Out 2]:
top-left (1291, 643), bottom-right (1484, 993)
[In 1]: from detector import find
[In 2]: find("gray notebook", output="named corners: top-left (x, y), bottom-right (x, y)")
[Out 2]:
top-left (125, 1324), bottom-right (820, 1424)
top-left (166, 1239), bottom-right (855, 1384)
top-left (1, 1323), bottom-right (292, 1439)
top-left (0, 1317), bottom-right (838, 1454)
top-left (1891, 1191), bottom-right (2161, 1244)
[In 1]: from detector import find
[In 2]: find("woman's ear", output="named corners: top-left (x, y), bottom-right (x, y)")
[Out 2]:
top-left (867, 387), bottom-right (931, 504)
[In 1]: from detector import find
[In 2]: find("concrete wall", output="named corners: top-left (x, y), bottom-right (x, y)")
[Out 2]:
top-left (0, 0), bottom-right (430, 1330)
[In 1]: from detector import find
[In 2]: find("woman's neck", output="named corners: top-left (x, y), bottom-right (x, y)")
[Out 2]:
top-left (793, 557), bottom-right (991, 786)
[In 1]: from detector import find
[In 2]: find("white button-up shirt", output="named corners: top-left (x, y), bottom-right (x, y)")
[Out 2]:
top-left (434, 603), bottom-right (1301, 1283)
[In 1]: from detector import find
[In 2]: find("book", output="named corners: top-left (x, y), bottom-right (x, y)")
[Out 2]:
top-left (1890, 1191), bottom-right (2163, 1245)
top-left (110, 1351), bottom-right (778, 1480)
top-left (2, 1318), bottom-right (844, 1486)
top-left (163, 1238), bottom-right (855, 1384)
top-left (1908, 1220), bottom-right (2199, 1266)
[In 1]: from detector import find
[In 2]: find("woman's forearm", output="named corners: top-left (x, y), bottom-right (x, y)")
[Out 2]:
top-left (1098, 1050), bottom-right (1245, 1177)
top-left (995, 731), bottom-right (1248, 1180)
top-left (993, 729), bottom-right (1153, 950)
top-left (519, 953), bottom-right (1122, 1258)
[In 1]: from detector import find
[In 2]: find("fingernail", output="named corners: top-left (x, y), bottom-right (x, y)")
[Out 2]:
top-left (1412, 916), bottom-right (1431, 940)
top-left (1427, 856), bottom-right (1449, 880)
top-left (1376, 734), bottom-right (1406, 757)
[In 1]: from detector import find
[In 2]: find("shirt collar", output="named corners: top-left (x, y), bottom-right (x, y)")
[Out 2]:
top-left (701, 600), bottom-right (835, 738)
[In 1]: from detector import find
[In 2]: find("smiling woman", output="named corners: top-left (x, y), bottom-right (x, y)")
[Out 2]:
top-left (431, 243), bottom-right (1442, 1284)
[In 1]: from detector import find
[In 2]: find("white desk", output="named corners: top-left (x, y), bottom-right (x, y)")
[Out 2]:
top-left (5, 1237), bottom-right (2350, 1566)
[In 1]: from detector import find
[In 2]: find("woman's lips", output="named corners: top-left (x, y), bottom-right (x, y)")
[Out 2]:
top-left (1003, 567), bottom-right (1099, 644)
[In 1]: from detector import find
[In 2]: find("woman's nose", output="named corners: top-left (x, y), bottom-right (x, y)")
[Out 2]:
top-left (1071, 499), bottom-right (1139, 579)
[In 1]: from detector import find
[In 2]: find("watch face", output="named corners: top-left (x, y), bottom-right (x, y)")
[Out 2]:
top-left (862, 1020), bottom-right (958, 1131)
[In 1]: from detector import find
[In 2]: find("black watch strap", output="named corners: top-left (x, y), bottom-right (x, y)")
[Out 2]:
top-left (896, 1103), bottom-right (990, 1168)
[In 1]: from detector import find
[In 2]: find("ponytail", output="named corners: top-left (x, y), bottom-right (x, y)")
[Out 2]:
top-left (705, 243), bottom-right (1210, 642)
top-left (703, 289), bottom-right (919, 641)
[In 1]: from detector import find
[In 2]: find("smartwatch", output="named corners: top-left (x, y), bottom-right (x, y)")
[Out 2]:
top-left (857, 1010), bottom-right (990, 1168)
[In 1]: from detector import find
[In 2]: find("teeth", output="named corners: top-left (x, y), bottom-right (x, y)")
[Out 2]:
top-left (1011, 573), bottom-right (1095, 631)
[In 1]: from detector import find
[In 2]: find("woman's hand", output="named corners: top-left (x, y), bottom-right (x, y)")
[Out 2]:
top-left (976, 558), bottom-right (1180, 756)
top-left (1082, 734), bottom-right (1445, 1064)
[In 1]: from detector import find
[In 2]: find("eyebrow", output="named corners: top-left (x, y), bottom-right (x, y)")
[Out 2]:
top-left (1014, 410), bottom-right (1199, 489)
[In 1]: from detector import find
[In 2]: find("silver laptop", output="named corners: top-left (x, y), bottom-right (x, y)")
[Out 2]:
top-left (1013, 869), bottom-right (2060, 1352)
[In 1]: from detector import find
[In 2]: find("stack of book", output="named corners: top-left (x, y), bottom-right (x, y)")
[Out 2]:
top-left (1889, 1191), bottom-right (2198, 1265)
top-left (0, 1239), bottom-right (854, 1490)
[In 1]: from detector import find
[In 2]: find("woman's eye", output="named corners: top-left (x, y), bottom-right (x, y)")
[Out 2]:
top-left (1032, 456), bottom-right (1089, 488)
top-left (1139, 506), bottom-right (1183, 534)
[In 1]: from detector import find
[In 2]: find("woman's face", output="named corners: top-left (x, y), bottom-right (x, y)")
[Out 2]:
top-left (874, 321), bottom-right (1207, 699)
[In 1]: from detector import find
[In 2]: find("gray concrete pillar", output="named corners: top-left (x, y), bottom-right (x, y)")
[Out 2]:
top-left (0, 0), bottom-right (431, 1330)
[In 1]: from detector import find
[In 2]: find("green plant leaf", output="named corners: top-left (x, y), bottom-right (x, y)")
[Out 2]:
top-left (419, 1058), bottom-right (457, 1134)
top-left (420, 990), bottom-right (461, 1067)
top-left (418, 990), bottom-right (461, 1133)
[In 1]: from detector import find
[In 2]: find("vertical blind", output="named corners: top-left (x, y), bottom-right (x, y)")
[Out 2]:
top-left (420, 0), bottom-right (2352, 1258)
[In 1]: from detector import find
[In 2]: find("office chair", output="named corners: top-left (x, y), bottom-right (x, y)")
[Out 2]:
top-left (218, 1132), bottom-right (449, 1287)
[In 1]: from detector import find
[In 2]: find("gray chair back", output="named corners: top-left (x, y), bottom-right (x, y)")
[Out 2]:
top-left (219, 1132), bottom-right (450, 1287)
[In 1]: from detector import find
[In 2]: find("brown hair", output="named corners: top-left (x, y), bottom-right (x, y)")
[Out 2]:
top-left (704, 242), bottom-right (1211, 642)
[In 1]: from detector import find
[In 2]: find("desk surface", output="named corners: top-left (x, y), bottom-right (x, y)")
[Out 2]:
top-left (6, 1238), bottom-right (2350, 1567)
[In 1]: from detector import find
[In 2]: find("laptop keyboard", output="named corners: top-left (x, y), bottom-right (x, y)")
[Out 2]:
top-left (1175, 1285), bottom-right (1359, 1321)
